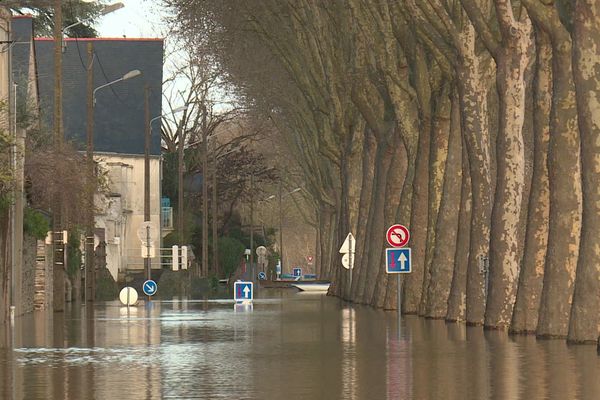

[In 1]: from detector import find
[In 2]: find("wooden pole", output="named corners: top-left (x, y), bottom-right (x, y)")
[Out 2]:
top-left (52, 0), bottom-right (65, 312)
top-left (85, 42), bottom-right (95, 302)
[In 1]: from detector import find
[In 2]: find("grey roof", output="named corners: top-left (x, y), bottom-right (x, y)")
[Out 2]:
top-left (34, 36), bottom-right (163, 155)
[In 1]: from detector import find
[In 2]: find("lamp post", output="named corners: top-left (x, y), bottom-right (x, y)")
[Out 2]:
top-left (146, 105), bottom-right (187, 281)
top-left (85, 62), bottom-right (140, 303)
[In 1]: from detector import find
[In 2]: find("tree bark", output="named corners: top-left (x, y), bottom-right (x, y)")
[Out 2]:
top-left (568, 0), bottom-right (600, 343)
top-left (362, 141), bottom-right (394, 304)
top-left (485, 13), bottom-right (532, 330)
top-left (457, 26), bottom-right (493, 326)
top-left (446, 139), bottom-right (472, 322)
top-left (351, 128), bottom-right (376, 302)
top-left (383, 150), bottom-right (416, 310)
top-left (372, 134), bottom-right (408, 308)
top-left (425, 91), bottom-right (462, 318)
top-left (419, 87), bottom-right (451, 315)
top-left (521, 1), bottom-right (583, 338)
top-left (511, 28), bottom-right (552, 334)
top-left (403, 117), bottom-right (431, 314)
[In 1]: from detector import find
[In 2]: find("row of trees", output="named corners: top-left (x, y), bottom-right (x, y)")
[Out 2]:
top-left (167, 1), bottom-right (600, 343)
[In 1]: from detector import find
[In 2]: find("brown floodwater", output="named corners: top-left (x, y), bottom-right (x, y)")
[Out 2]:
top-left (0, 289), bottom-right (599, 399)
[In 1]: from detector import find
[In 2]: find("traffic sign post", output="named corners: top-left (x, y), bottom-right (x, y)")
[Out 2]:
top-left (234, 281), bottom-right (253, 303)
top-left (339, 232), bottom-right (355, 298)
top-left (293, 267), bottom-right (302, 278)
top-left (386, 224), bottom-right (410, 248)
top-left (386, 224), bottom-right (411, 332)
top-left (385, 248), bottom-right (412, 273)
top-left (143, 279), bottom-right (158, 297)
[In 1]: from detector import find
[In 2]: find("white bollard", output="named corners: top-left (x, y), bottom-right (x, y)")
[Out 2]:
top-left (172, 245), bottom-right (179, 271)
top-left (181, 246), bottom-right (188, 270)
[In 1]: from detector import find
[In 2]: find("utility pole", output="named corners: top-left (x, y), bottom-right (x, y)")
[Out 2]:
top-left (201, 108), bottom-right (208, 277)
top-left (53, 0), bottom-right (65, 312)
top-left (212, 141), bottom-right (218, 277)
top-left (85, 42), bottom-right (95, 303)
top-left (278, 179), bottom-right (283, 274)
top-left (250, 172), bottom-right (254, 282)
top-left (177, 124), bottom-right (184, 245)
top-left (144, 85), bottom-right (151, 281)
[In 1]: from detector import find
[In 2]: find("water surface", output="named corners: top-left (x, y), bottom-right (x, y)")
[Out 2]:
top-left (0, 289), bottom-right (599, 399)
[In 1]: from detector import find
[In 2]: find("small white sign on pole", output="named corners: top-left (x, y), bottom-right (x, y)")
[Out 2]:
top-left (181, 246), bottom-right (188, 270)
top-left (172, 245), bottom-right (179, 271)
top-left (141, 245), bottom-right (156, 258)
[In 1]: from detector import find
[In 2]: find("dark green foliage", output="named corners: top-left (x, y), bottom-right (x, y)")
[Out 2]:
top-left (23, 207), bottom-right (49, 240)
top-left (66, 229), bottom-right (82, 278)
top-left (218, 236), bottom-right (245, 278)
top-left (95, 267), bottom-right (118, 301)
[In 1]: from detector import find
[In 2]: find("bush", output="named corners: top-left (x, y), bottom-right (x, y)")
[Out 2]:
top-left (23, 207), bottom-right (50, 240)
top-left (218, 236), bottom-right (245, 278)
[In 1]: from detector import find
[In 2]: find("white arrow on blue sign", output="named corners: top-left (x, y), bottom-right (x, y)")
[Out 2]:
top-left (385, 248), bottom-right (412, 274)
top-left (258, 271), bottom-right (267, 280)
top-left (293, 268), bottom-right (302, 277)
top-left (143, 279), bottom-right (158, 296)
top-left (234, 281), bottom-right (253, 302)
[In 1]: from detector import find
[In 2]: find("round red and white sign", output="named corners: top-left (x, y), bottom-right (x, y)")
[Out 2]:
top-left (386, 224), bottom-right (410, 247)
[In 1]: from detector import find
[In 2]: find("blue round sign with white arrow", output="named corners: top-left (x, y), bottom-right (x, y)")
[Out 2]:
top-left (143, 279), bottom-right (158, 296)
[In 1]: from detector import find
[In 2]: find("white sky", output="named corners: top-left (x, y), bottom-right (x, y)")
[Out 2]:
top-left (95, 0), bottom-right (169, 39)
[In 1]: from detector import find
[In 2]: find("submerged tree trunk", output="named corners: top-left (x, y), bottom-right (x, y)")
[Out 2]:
top-left (372, 134), bottom-right (408, 308)
top-left (524, 4), bottom-right (582, 338)
top-left (511, 28), bottom-right (552, 334)
top-left (485, 15), bottom-right (532, 330)
top-left (351, 129), bottom-right (376, 303)
top-left (403, 117), bottom-right (431, 314)
top-left (447, 138), bottom-right (472, 322)
top-left (457, 26), bottom-right (493, 326)
top-left (419, 88), bottom-right (451, 315)
top-left (568, 0), bottom-right (600, 343)
top-left (362, 140), bottom-right (394, 304)
top-left (425, 92), bottom-right (462, 318)
top-left (384, 151), bottom-right (416, 310)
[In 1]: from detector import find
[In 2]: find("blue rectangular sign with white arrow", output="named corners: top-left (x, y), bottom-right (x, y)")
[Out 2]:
top-left (386, 248), bottom-right (412, 274)
top-left (234, 281), bottom-right (253, 302)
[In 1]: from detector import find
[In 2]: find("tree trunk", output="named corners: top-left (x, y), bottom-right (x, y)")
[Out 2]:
top-left (425, 92), bottom-right (462, 318)
top-left (534, 13), bottom-right (582, 339)
top-left (419, 87), bottom-right (451, 315)
top-left (568, 0), bottom-right (600, 343)
top-left (372, 134), bottom-right (408, 308)
top-left (446, 137), bottom-right (472, 322)
top-left (457, 26), bottom-right (493, 325)
top-left (383, 150), bottom-right (416, 310)
top-left (511, 28), bottom-right (552, 334)
top-left (362, 140), bottom-right (394, 304)
top-left (403, 117), bottom-right (431, 314)
top-left (485, 18), bottom-right (532, 329)
top-left (351, 128), bottom-right (376, 303)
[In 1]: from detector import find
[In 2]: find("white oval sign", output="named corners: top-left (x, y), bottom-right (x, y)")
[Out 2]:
top-left (119, 286), bottom-right (138, 306)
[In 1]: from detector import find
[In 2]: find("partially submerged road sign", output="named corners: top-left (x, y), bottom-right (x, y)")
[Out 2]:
top-left (234, 281), bottom-right (253, 302)
top-left (386, 248), bottom-right (412, 273)
top-left (386, 224), bottom-right (410, 248)
top-left (143, 279), bottom-right (158, 296)
top-left (293, 267), bottom-right (302, 277)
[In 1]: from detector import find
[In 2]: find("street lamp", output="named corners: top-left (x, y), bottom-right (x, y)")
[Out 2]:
top-left (93, 69), bottom-right (141, 104)
top-left (260, 186), bottom-right (301, 276)
top-left (144, 105), bottom-right (188, 282)
top-left (85, 65), bottom-right (141, 303)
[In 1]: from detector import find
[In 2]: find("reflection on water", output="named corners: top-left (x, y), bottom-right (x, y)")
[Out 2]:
top-left (1, 290), bottom-right (599, 399)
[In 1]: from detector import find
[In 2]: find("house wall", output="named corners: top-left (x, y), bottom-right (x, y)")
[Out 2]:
top-left (95, 153), bottom-right (161, 280)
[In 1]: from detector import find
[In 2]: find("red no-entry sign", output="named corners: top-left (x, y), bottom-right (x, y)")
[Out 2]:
top-left (386, 224), bottom-right (410, 247)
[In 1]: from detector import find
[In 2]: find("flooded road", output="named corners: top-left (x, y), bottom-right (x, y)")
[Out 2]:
top-left (1, 289), bottom-right (599, 399)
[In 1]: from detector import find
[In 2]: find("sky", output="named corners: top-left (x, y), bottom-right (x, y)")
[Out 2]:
top-left (95, 0), bottom-right (169, 39)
